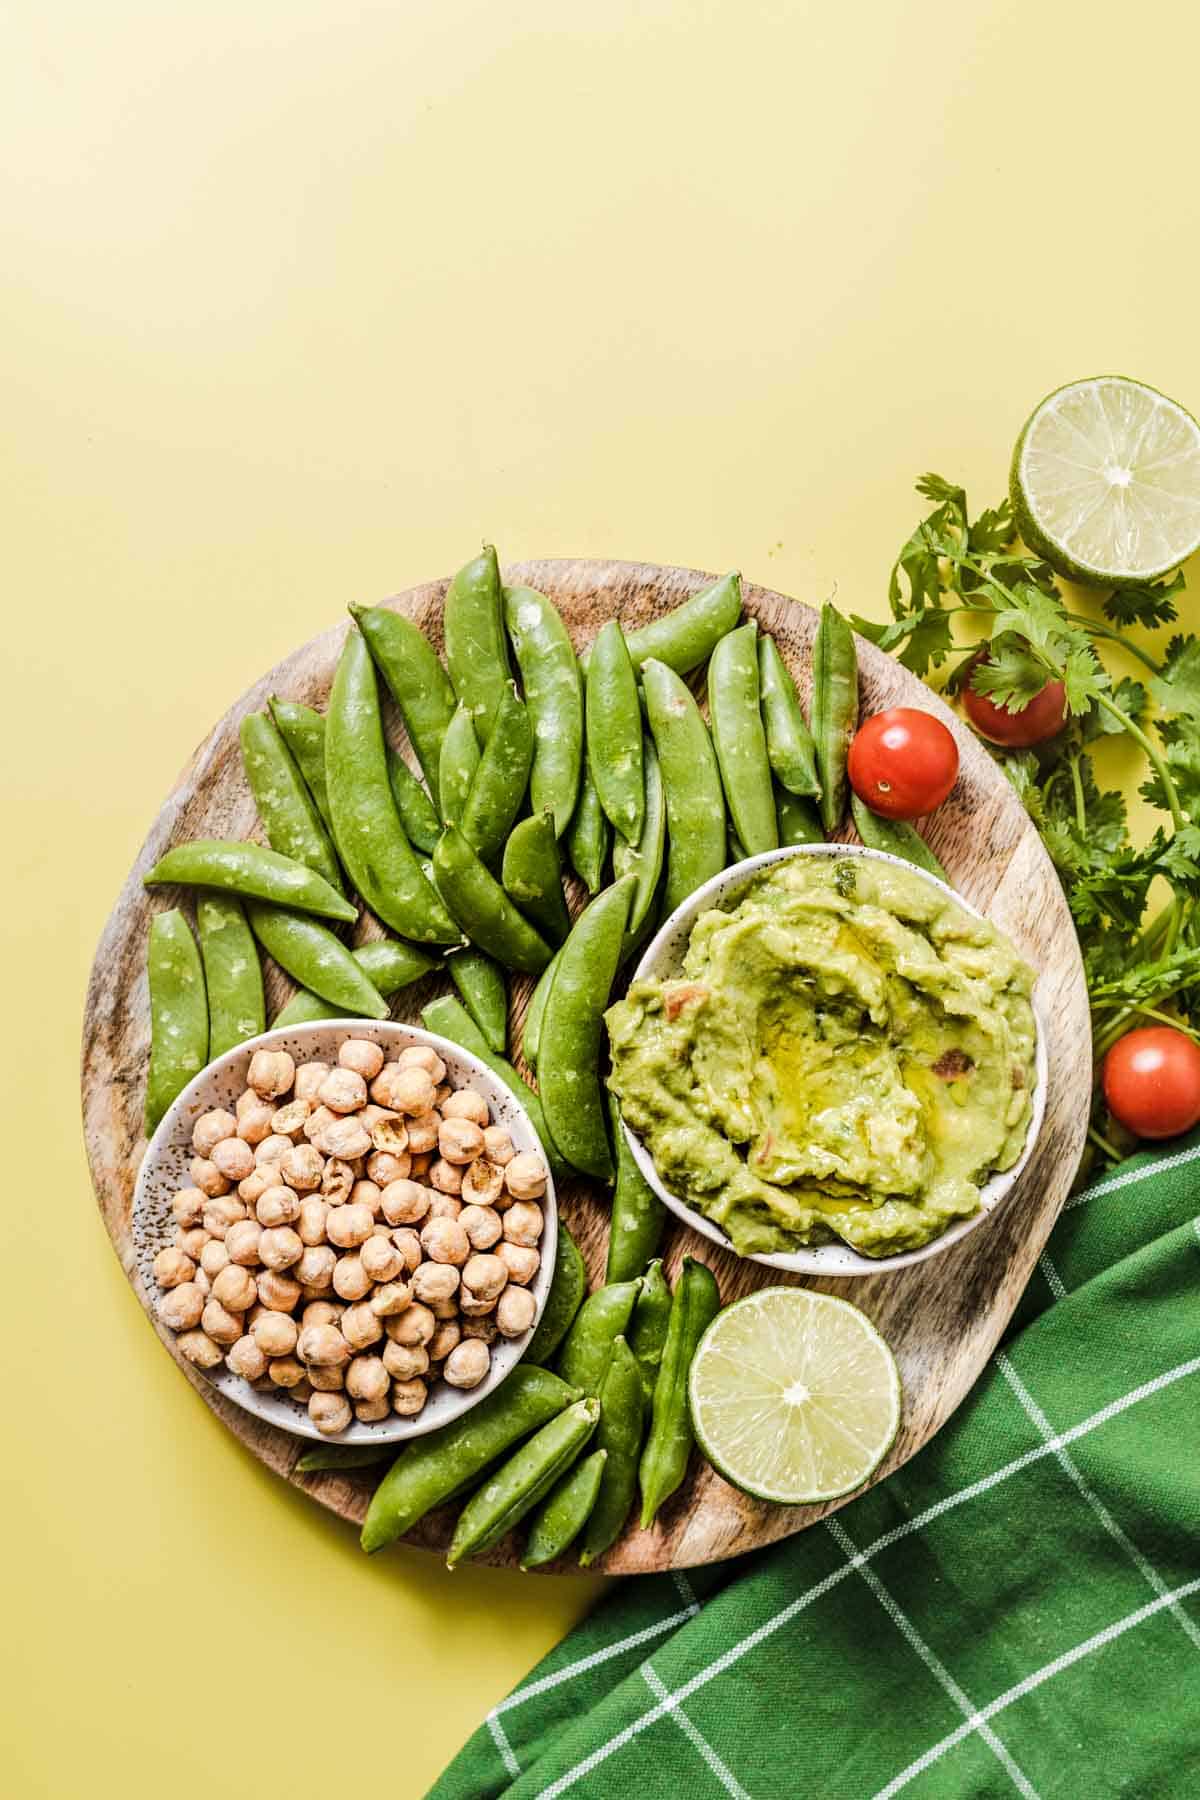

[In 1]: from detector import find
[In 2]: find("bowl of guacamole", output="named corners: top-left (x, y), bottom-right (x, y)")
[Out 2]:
top-left (605, 844), bottom-right (1044, 1274)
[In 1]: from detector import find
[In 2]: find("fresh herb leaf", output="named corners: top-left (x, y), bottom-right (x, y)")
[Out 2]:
top-left (1102, 570), bottom-right (1184, 629)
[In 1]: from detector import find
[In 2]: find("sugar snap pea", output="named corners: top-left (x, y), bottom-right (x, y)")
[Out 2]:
top-left (605, 1090), bottom-right (666, 1283)
top-left (387, 749), bottom-right (441, 854)
top-left (524, 1218), bottom-right (587, 1367)
top-left (566, 752), bottom-right (610, 895)
top-left (557, 1278), bottom-right (642, 1397)
top-left (447, 1395), bottom-right (600, 1566)
top-left (850, 792), bottom-right (947, 881)
top-left (642, 659), bottom-right (726, 914)
top-left (586, 620), bottom-right (645, 843)
top-left (758, 633), bottom-right (821, 799)
top-left (196, 894), bottom-right (264, 1057)
top-left (502, 811), bottom-right (570, 947)
top-left (239, 710), bottom-right (344, 893)
top-left (520, 946), bottom-right (559, 1071)
top-left (612, 734), bottom-right (665, 933)
top-left (361, 1364), bottom-right (579, 1553)
top-left (433, 824), bottom-right (552, 975)
top-left (438, 702), bottom-right (481, 830)
top-left (444, 544), bottom-right (511, 741)
top-left (350, 602), bottom-right (457, 806)
top-left (579, 1334), bottom-right (645, 1565)
top-left (619, 571), bottom-right (743, 676)
top-left (273, 936), bottom-right (437, 1026)
top-left (521, 1448), bottom-right (608, 1570)
top-left (708, 620), bottom-right (778, 856)
top-left (326, 632), bottom-right (460, 944)
top-left (628, 1259), bottom-right (672, 1410)
top-left (460, 682), bottom-right (533, 863)
top-left (811, 603), bottom-right (859, 833)
top-left (539, 875), bottom-right (634, 1181)
top-left (420, 995), bottom-right (570, 1183)
top-left (297, 1443), bottom-right (389, 1473)
top-left (269, 697), bottom-right (337, 835)
top-left (145, 909), bottom-right (209, 1133)
top-left (503, 584), bottom-right (582, 836)
top-left (144, 840), bottom-right (356, 924)
top-left (246, 902), bottom-right (389, 1018)
top-left (639, 1256), bottom-right (720, 1527)
top-left (776, 786), bottom-right (825, 846)
top-left (448, 947), bottom-right (508, 1054)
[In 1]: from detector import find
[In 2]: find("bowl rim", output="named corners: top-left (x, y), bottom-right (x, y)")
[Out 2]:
top-left (135, 1017), bottom-right (557, 1443)
top-left (622, 841), bottom-right (1048, 1277)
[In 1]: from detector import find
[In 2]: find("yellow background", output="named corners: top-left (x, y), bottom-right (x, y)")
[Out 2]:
top-left (3, 1), bottom-right (1196, 1794)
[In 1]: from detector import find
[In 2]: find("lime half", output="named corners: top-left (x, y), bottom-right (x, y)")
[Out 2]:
top-left (688, 1288), bottom-right (901, 1505)
top-left (1011, 376), bottom-right (1200, 586)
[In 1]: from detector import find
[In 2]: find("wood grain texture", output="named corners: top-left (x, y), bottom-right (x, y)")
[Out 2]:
top-left (81, 559), bottom-right (1091, 1574)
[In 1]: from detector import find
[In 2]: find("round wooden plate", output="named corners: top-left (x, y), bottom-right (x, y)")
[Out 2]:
top-left (82, 560), bottom-right (1091, 1574)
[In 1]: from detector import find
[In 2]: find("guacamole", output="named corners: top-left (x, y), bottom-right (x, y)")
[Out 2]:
top-left (605, 855), bottom-right (1037, 1258)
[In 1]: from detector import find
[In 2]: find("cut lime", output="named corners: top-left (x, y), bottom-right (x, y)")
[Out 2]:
top-left (688, 1288), bottom-right (900, 1505)
top-left (1011, 376), bottom-right (1200, 586)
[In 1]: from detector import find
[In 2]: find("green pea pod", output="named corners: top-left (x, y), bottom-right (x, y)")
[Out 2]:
top-left (503, 584), bottom-right (583, 836)
top-left (567, 752), bottom-right (610, 895)
top-left (502, 811), bottom-right (571, 947)
top-left (387, 749), bottom-right (441, 854)
top-left (297, 1444), bottom-right (389, 1473)
top-left (628, 1259), bottom-right (672, 1410)
top-left (539, 875), bottom-right (634, 1180)
top-left (524, 1219), bottom-right (587, 1367)
top-left (579, 1335), bottom-right (645, 1565)
top-left (432, 825), bottom-right (553, 975)
top-left (586, 620), bottom-right (645, 842)
top-left (272, 934), bottom-right (437, 1027)
top-left (811, 603), bottom-right (859, 833)
top-left (447, 1396), bottom-right (600, 1566)
top-left (521, 946), bottom-right (559, 1071)
top-left (196, 895), bottom-right (264, 1057)
top-left (557, 1278), bottom-right (643, 1397)
top-left (145, 840), bottom-right (356, 924)
top-left (350, 602), bottom-right (457, 807)
top-left (246, 902), bottom-right (389, 1018)
top-left (642, 660), bottom-right (726, 914)
top-left (361, 1365), bottom-right (579, 1553)
top-left (325, 633), bottom-right (460, 943)
top-left (612, 735), bottom-right (666, 933)
top-left (850, 793), bottom-right (947, 881)
top-left (708, 620), bottom-right (778, 856)
top-left (758, 634), bottom-right (821, 799)
top-left (619, 572), bottom-right (743, 676)
top-left (269, 696), bottom-right (337, 834)
top-left (776, 786), bottom-right (825, 846)
top-left (239, 711), bottom-right (344, 893)
top-left (460, 683), bottom-right (534, 863)
top-left (728, 830), bottom-right (747, 864)
top-left (144, 910), bottom-right (209, 1133)
top-left (444, 544), bottom-right (511, 741)
top-left (439, 702), bottom-right (482, 830)
top-left (448, 947), bottom-right (508, 1054)
top-left (639, 1257), bottom-right (721, 1527)
top-left (420, 994), bottom-right (571, 1183)
top-left (605, 1091), bottom-right (666, 1283)
top-left (521, 1448), bottom-right (608, 1570)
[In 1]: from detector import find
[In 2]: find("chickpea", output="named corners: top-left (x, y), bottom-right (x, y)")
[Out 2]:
top-left (212, 1263), bottom-right (258, 1313)
top-left (346, 1352), bottom-right (389, 1402)
top-left (397, 1044), bottom-right (447, 1081)
top-left (225, 1219), bottom-right (263, 1266)
top-left (328, 1203), bottom-right (375, 1252)
top-left (257, 1268), bottom-right (303, 1312)
top-left (444, 1339), bottom-right (491, 1390)
top-left (159, 1281), bottom-right (205, 1331)
top-left (320, 1158), bottom-right (355, 1205)
top-left (371, 1116), bottom-right (410, 1156)
top-left (193, 1108), bottom-right (238, 1157)
top-left (323, 1117), bottom-right (376, 1161)
top-left (366, 1149), bottom-right (408, 1187)
top-left (251, 1310), bottom-right (299, 1358)
top-left (171, 1186), bottom-right (207, 1228)
top-left (153, 1246), bottom-right (195, 1289)
top-left (380, 1179), bottom-right (430, 1227)
top-left (254, 1133), bottom-right (294, 1168)
top-left (255, 1185), bottom-right (300, 1229)
top-left (405, 1111), bottom-right (440, 1155)
top-left (294, 1061), bottom-right (331, 1104)
top-left (278, 1143), bottom-right (325, 1192)
top-left (429, 1295), bottom-right (459, 1320)
top-left (462, 1253), bottom-right (508, 1304)
top-left (268, 1356), bottom-right (306, 1389)
top-left (293, 1245), bottom-right (336, 1292)
top-left (176, 1227), bottom-right (209, 1260)
top-left (426, 1191), bottom-right (463, 1224)
top-left (428, 1319), bottom-right (462, 1361)
top-left (237, 1166), bottom-right (275, 1205)
top-left (482, 1125), bottom-right (515, 1166)
top-left (202, 1196), bottom-right (246, 1240)
top-left (428, 1158), bottom-right (463, 1197)
top-left (191, 1157), bottom-right (231, 1199)
top-left (459, 1292), bottom-right (497, 1318)
top-left (258, 1226), bottom-right (303, 1271)
top-left (389, 1068), bottom-right (438, 1117)
top-left (503, 1201), bottom-right (544, 1248)
top-left (297, 1196), bottom-right (329, 1246)
top-left (349, 1179), bottom-right (382, 1216)
top-left (382, 1340), bottom-right (429, 1381)
top-left (505, 1153), bottom-right (547, 1201)
top-left (301, 1300), bottom-right (342, 1330)
top-left (461, 1159), bottom-right (504, 1209)
top-left (411, 1261), bottom-right (460, 1305)
top-left (462, 1315), bottom-right (498, 1344)
top-left (341, 1302), bottom-right (383, 1352)
top-left (496, 1241), bottom-right (540, 1286)
top-left (359, 1235), bottom-right (403, 1284)
top-left (309, 1391), bottom-right (352, 1436)
top-left (201, 1297), bottom-right (243, 1345)
top-left (270, 1098), bottom-right (311, 1139)
top-left (334, 1035), bottom-right (382, 1080)
top-left (226, 1334), bottom-right (269, 1381)
top-left (297, 1323), bottom-right (350, 1367)
top-left (420, 1216), bottom-right (470, 1267)
top-left (438, 1117), bottom-right (485, 1166)
top-left (332, 1252), bottom-right (372, 1301)
top-left (247, 1048), bottom-right (295, 1099)
top-left (442, 1086), bottom-right (490, 1127)
top-left (200, 1238), bottom-right (232, 1279)
top-left (318, 1067), bottom-right (368, 1115)
top-left (387, 1301), bottom-right (435, 1348)
top-left (301, 1106), bottom-right (335, 1144)
top-left (391, 1378), bottom-right (428, 1417)
top-left (193, 1267), bottom-right (212, 1297)
top-left (210, 1136), bottom-right (255, 1182)
top-left (369, 1281), bottom-right (412, 1318)
top-left (177, 1329), bottom-right (224, 1370)
top-left (236, 1087), bottom-right (262, 1119)
top-left (354, 1395), bottom-right (392, 1423)
top-left (390, 1228), bottom-right (423, 1274)
top-left (496, 1285), bottom-right (537, 1338)
top-left (409, 1151), bottom-right (433, 1181)
top-left (236, 1102), bottom-right (275, 1146)
top-left (458, 1202), bottom-right (503, 1251)
top-left (434, 1085), bottom-right (455, 1110)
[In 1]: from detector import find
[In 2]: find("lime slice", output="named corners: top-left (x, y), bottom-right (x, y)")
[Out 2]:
top-left (688, 1287), bottom-right (901, 1505)
top-left (1011, 376), bottom-right (1200, 586)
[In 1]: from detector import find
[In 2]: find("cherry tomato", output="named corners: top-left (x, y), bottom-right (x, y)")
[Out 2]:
top-left (1102, 1026), bottom-right (1200, 1141)
top-left (962, 651), bottom-right (1066, 747)
top-left (847, 708), bottom-right (959, 821)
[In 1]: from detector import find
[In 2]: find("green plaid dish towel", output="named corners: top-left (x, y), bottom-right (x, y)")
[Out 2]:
top-left (431, 1135), bottom-right (1200, 1799)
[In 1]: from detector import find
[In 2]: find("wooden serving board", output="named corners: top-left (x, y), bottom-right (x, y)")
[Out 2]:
top-left (82, 560), bottom-right (1091, 1574)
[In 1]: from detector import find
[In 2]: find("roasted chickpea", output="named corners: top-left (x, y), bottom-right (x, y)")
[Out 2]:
top-left (153, 1246), bottom-right (195, 1289)
top-left (411, 1261), bottom-right (460, 1305)
top-left (461, 1315), bottom-right (498, 1344)
top-left (210, 1136), bottom-right (255, 1182)
top-left (429, 1295), bottom-right (459, 1321)
top-left (397, 1044), bottom-right (447, 1080)
top-left (324, 1201), bottom-right (372, 1250)
top-left (177, 1329), bottom-right (224, 1370)
top-left (341, 1301), bottom-right (383, 1351)
top-left (191, 1157), bottom-right (231, 1199)
top-left (254, 1133), bottom-right (294, 1168)
top-left (257, 1268), bottom-right (304, 1312)
top-left (301, 1300), bottom-right (342, 1329)
top-left (461, 1160), bottom-right (504, 1209)
top-left (317, 1117), bottom-right (372, 1161)
top-left (360, 1235), bottom-right (404, 1284)
top-left (318, 1067), bottom-right (368, 1114)
top-left (193, 1267), bottom-right (212, 1297)
top-left (438, 1117), bottom-right (485, 1166)
top-left (235, 1087), bottom-right (261, 1118)
top-left (202, 1195), bottom-right (246, 1240)
top-left (309, 1391), bottom-right (352, 1436)
top-left (297, 1323), bottom-right (350, 1367)
top-left (336, 1036), bottom-right (384, 1081)
top-left (226, 1334), bottom-right (269, 1381)
top-left (425, 1190), bottom-right (463, 1223)
top-left (462, 1253), bottom-right (508, 1304)
top-left (346, 1352), bottom-right (389, 1402)
top-left (380, 1178), bottom-right (430, 1227)
top-left (420, 1216), bottom-right (470, 1266)
top-left (496, 1241), bottom-right (540, 1286)
top-left (307, 1361), bottom-right (344, 1392)
top-left (332, 1253), bottom-right (372, 1302)
top-left (458, 1202), bottom-right (503, 1251)
top-left (504, 1154), bottom-right (547, 1201)
top-left (444, 1339), bottom-right (491, 1390)
top-left (389, 1068), bottom-right (437, 1117)
top-left (482, 1125), bottom-right (515, 1166)
top-left (354, 1395), bottom-right (392, 1422)
top-left (390, 1227), bottom-right (423, 1273)
top-left (366, 1149), bottom-right (408, 1187)
top-left (496, 1285), bottom-right (537, 1338)
top-left (370, 1116), bottom-right (410, 1156)
top-left (258, 1226), bottom-right (303, 1271)
top-left (405, 1110), bottom-right (440, 1155)
top-left (201, 1297), bottom-right (243, 1345)
top-left (171, 1186), bottom-right (207, 1228)
top-left (293, 1245), bottom-right (336, 1292)
top-left (321, 1157), bottom-right (355, 1205)
top-left (247, 1048), bottom-right (295, 1099)
top-left (503, 1201), bottom-right (544, 1247)
top-left (256, 1185), bottom-right (300, 1229)
top-left (369, 1281), bottom-right (412, 1318)
top-left (225, 1218), bottom-right (263, 1266)
top-left (433, 1085), bottom-right (453, 1109)
top-left (159, 1281), bottom-right (205, 1331)
top-left (409, 1151), bottom-right (434, 1181)
top-left (212, 1262), bottom-right (257, 1313)
top-left (297, 1196), bottom-right (329, 1246)
top-left (176, 1226), bottom-right (209, 1260)
top-left (294, 1061), bottom-right (331, 1104)
top-left (428, 1319), bottom-right (462, 1361)
top-left (193, 1108), bottom-right (238, 1158)
top-left (236, 1102), bottom-right (275, 1146)
top-left (459, 1291), bottom-right (497, 1318)
top-left (251, 1310), bottom-right (299, 1358)
top-left (382, 1339), bottom-right (429, 1380)
top-left (237, 1166), bottom-right (275, 1206)
top-left (442, 1086), bottom-right (490, 1127)
top-left (390, 1378), bottom-right (428, 1417)
top-left (267, 1355), bottom-right (306, 1389)
top-left (270, 1098), bottom-right (311, 1139)
top-left (302, 1105), bottom-right (335, 1144)
top-left (386, 1301), bottom-right (435, 1348)
top-left (278, 1143), bottom-right (324, 1192)
top-left (428, 1157), bottom-right (463, 1197)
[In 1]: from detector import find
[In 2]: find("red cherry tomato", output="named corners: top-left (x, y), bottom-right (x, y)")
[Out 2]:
top-left (1103, 1026), bottom-right (1200, 1141)
top-left (847, 708), bottom-right (959, 821)
top-left (962, 651), bottom-right (1067, 747)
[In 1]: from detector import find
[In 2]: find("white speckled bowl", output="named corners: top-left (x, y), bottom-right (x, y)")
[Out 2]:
top-left (135, 1020), bottom-right (556, 1444)
top-left (623, 842), bottom-right (1047, 1277)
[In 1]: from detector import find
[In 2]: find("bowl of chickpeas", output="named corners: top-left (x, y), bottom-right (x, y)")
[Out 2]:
top-left (134, 1021), bottom-right (556, 1443)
